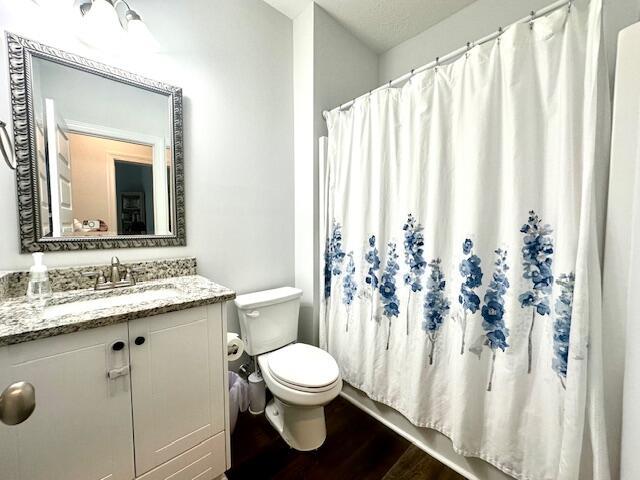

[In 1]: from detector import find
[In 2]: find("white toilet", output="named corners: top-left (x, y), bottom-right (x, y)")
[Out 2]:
top-left (235, 287), bottom-right (342, 451)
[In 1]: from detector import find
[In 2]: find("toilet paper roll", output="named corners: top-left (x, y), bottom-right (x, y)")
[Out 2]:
top-left (227, 332), bottom-right (244, 362)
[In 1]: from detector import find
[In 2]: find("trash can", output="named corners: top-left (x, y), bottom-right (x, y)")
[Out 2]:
top-left (228, 371), bottom-right (249, 434)
top-left (248, 371), bottom-right (266, 414)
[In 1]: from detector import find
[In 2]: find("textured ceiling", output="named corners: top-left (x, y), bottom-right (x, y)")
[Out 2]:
top-left (262, 0), bottom-right (478, 53)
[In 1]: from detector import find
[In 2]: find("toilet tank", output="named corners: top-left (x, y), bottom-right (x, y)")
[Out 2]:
top-left (234, 287), bottom-right (303, 356)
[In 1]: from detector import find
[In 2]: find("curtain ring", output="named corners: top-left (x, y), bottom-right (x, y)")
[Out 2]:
top-left (465, 42), bottom-right (472, 58)
top-left (529, 10), bottom-right (536, 30)
top-left (434, 57), bottom-right (440, 72)
top-left (497, 26), bottom-right (503, 44)
top-left (568, 0), bottom-right (572, 13)
top-left (0, 120), bottom-right (16, 171)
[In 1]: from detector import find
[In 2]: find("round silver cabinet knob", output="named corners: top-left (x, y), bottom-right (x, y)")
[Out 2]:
top-left (0, 381), bottom-right (36, 426)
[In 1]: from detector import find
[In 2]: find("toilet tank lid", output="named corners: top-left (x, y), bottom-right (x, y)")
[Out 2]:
top-left (234, 287), bottom-right (303, 310)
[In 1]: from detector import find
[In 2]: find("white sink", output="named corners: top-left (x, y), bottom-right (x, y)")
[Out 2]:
top-left (42, 288), bottom-right (184, 320)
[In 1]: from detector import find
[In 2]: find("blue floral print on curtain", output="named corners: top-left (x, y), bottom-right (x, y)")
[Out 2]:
top-left (323, 247), bottom-right (332, 299)
top-left (403, 214), bottom-right (427, 335)
top-left (342, 252), bottom-right (358, 332)
top-left (365, 235), bottom-right (381, 322)
top-left (324, 220), bottom-right (346, 299)
top-left (482, 249), bottom-right (510, 392)
top-left (553, 273), bottom-right (575, 389)
top-left (423, 259), bottom-right (450, 365)
top-left (458, 239), bottom-right (483, 355)
top-left (381, 242), bottom-right (400, 350)
top-left (518, 211), bottom-right (554, 374)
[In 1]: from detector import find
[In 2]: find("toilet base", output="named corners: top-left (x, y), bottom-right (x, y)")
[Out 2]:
top-left (265, 398), bottom-right (327, 451)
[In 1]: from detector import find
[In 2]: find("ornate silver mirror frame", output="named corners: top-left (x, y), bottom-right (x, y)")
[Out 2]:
top-left (6, 32), bottom-right (186, 252)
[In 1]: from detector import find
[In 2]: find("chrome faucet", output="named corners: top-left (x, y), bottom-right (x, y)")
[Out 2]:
top-left (82, 257), bottom-right (141, 291)
top-left (109, 256), bottom-right (122, 283)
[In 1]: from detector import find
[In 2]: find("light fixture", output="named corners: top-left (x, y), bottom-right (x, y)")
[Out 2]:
top-left (123, 8), bottom-right (157, 50)
top-left (78, 0), bottom-right (156, 50)
top-left (78, 0), bottom-right (122, 48)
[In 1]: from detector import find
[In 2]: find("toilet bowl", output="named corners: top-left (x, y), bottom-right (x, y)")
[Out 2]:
top-left (235, 287), bottom-right (342, 451)
top-left (258, 343), bottom-right (342, 451)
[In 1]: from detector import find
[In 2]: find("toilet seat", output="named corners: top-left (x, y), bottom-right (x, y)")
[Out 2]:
top-left (266, 343), bottom-right (340, 393)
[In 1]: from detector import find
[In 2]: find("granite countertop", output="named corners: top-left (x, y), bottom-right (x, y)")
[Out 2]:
top-left (0, 275), bottom-right (235, 347)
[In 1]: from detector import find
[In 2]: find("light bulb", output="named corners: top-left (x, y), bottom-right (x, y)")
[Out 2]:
top-left (126, 17), bottom-right (159, 52)
top-left (78, 0), bottom-right (125, 50)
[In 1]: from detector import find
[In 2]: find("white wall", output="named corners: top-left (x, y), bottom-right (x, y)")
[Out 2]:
top-left (293, 3), bottom-right (316, 345)
top-left (313, 6), bottom-right (379, 140)
top-left (293, 3), bottom-right (378, 345)
top-left (378, 0), bottom-right (640, 85)
top-left (0, 0), bottom-right (294, 334)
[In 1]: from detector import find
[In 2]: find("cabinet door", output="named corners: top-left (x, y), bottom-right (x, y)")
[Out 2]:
top-left (0, 324), bottom-right (135, 480)
top-left (129, 304), bottom-right (225, 475)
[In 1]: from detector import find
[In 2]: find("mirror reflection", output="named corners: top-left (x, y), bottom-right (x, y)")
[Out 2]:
top-left (31, 56), bottom-right (174, 238)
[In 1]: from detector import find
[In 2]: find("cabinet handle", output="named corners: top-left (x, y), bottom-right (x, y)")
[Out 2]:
top-left (0, 382), bottom-right (36, 426)
top-left (107, 365), bottom-right (130, 380)
top-left (112, 341), bottom-right (125, 351)
top-left (134, 336), bottom-right (146, 346)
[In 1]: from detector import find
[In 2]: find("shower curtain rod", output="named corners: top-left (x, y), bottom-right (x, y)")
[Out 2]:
top-left (323, 0), bottom-right (572, 119)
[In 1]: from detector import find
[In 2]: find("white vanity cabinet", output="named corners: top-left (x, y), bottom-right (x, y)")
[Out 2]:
top-left (0, 323), bottom-right (135, 480)
top-left (130, 305), bottom-right (227, 477)
top-left (0, 303), bottom-right (229, 480)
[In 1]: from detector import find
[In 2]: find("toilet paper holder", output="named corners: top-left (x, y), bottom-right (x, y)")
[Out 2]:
top-left (226, 332), bottom-right (245, 362)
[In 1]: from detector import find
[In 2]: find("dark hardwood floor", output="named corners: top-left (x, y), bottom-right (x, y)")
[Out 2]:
top-left (227, 396), bottom-right (465, 480)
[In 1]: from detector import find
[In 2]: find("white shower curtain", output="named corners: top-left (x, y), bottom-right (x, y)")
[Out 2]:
top-left (320, 1), bottom-right (610, 479)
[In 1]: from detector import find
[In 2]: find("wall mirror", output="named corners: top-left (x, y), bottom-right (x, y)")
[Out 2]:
top-left (6, 33), bottom-right (185, 252)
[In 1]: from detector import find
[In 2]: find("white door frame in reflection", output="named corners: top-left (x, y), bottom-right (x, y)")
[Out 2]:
top-left (64, 119), bottom-right (171, 236)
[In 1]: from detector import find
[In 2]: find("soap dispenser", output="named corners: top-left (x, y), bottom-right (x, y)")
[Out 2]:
top-left (27, 252), bottom-right (51, 302)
